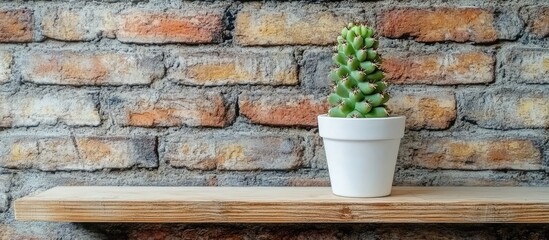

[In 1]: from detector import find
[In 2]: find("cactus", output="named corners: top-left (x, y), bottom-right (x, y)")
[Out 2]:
top-left (328, 23), bottom-right (390, 118)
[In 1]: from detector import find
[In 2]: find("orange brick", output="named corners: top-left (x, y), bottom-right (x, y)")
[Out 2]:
top-left (21, 50), bottom-right (164, 85)
top-left (383, 51), bottom-right (494, 85)
top-left (117, 10), bottom-right (223, 44)
top-left (378, 8), bottom-right (499, 42)
top-left (163, 134), bottom-right (304, 170)
top-left (529, 7), bottom-right (549, 38)
top-left (235, 4), bottom-right (352, 45)
top-left (239, 93), bottom-right (328, 127)
top-left (168, 49), bottom-right (298, 85)
top-left (412, 138), bottom-right (542, 170)
top-left (0, 136), bottom-right (157, 171)
top-left (109, 91), bottom-right (235, 128)
top-left (0, 51), bottom-right (12, 84)
top-left (0, 9), bottom-right (33, 42)
top-left (387, 91), bottom-right (456, 130)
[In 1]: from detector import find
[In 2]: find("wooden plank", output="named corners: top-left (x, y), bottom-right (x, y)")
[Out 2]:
top-left (14, 186), bottom-right (549, 223)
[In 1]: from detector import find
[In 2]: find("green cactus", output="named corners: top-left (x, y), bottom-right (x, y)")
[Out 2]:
top-left (328, 23), bottom-right (390, 118)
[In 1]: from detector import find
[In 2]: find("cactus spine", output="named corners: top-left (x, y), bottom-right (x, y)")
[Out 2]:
top-left (328, 23), bottom-right (390, 118)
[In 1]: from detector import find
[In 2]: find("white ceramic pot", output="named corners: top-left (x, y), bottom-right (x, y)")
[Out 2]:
top-left (317, 115), bottom-right (406, 197)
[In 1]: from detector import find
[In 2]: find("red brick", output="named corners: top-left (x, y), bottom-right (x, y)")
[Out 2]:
top-left (0, 136), bottom-right (157, 171)
top-left (378, 8), bottom-right (498, 43)
top-left (235, 4), bottom-right (353, 45)
top-left (109, 91), bottom-right (235, 128)
top-left (387, 91), bottom-right (456, 130)
top-left (239, 93), bottom-right (328, 127)
top-left (0, 91), bottom-right (100, 127)
top-left (412, 138), bottom-right (542, 170)
top-left (0, 9), bottom-right (33, 42)
top-left (21, 50), bottom-right (164, 85)
top-left (529, 7), bottom-right (549, 38)
top-left (383, 51), bottom-right (494, 85)
top-left (117, 10), bottom-right (223, 44)
top-left (163, 134), bottom-right (304, 170)
top-left (0, 51), bottom-right (12, 84)
top-left (168, 49), bottom-right (298, 85)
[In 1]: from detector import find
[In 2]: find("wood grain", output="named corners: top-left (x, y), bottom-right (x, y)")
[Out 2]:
top-left (14, 186), bottom-right (549, 223)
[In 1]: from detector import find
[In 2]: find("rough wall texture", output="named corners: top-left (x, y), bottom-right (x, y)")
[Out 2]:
top-left (0, 0), bottom-right (548, 239)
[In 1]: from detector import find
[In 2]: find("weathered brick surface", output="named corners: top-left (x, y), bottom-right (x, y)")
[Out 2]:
top-left (0, 136), bottom-right (157, 171)
top-left (0, 9), bottom-right (33, 42)
top-left (378, 8), bottom-right (516, 43)
top-left (462, 89), bottom-right (549, 129)
top-left (21, 50), bottom-right (164, 86)
top-left (0, 51), bottom-right (12, 84)
top-left (163, 134), bottom-right (304, 170)
top-left (108, 91), bottom-right (234, 127)
top-left (235, 4), bottom-right (354, 45)
top-left (168, 49), bottom-right (298, 85)
top-left (383, 51), bottom-right (494, 85)
top-left (387, 90), bottom-right (456, 130)
top-left (0, 91), bottom-right (100, 127)
top-left (504, 48), bottom-right (549, 84)
top-left (117, 9), bottom-right (223, 44)
top-left (41, 7), bottom-right (113, 41)
top-left (0, 175), bottom-right (10, 212)
top-left (301, 49), bottom-right (332, 91)
top-left (375, 225), bottom-right (497, 239)
top-left (410, 137), bottom-right (542, 170)
top-left (239, 93), bottom-right (327, 127)
top-left (527, 7), bottom-right (549, 38)
top-left (127, 227), bottom-right (246, 240)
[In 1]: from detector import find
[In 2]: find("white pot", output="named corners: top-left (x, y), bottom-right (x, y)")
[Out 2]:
top-left (317, 115), bottom-right (406, 197)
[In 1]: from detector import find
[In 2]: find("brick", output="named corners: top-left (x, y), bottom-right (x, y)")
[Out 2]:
top-left (528, 7), bottom-right (549, 38)
top-left (108, 91), bottom-right (234, 127)
top-left (301, 49), bottom-right (332, 92)
top-left (383, 51), bottom-right (494, 85)
top-left (287, 177), bottom-right (330, 186)
top-left (21, 50), bottom-right (164, 86)
top-left (378, 8), bottom-right (511, 43)
top-left (0, 136), bottom-right (157, 171)
top-left (387, 90), bottom-right (456, 130)
top-left (127, 227), bottom-right (246, 240)
top-left (41, 7), bottom-right (114, 41)
top-left (168, 49), bottom-right (298, 85)
top-left (505, 48), bottom-right (549, 84)
top-left (235, 4), bottom-right (354, 45)
top-left (411, 138), bottom-right (542, 170)
top-left (462, 89), bottom-right (548, 129)
top-left (0, 9), bottom-right (33, 42)
top-left (163, 134), bottom-right (304, 170)
top-left (0, 51), bottom-right (12, 84)
top-left (117, 9), bottom-right (223, 44)
top-left (0, 175), bottom-right (9, 212)
top-left (375, 225), bottom-right (496, 240)
top-left (257, 229), bottom-right (339, 240)
top-left (239, 93), bottom-right (327, 127)
top-left (0, 91), bottom-right (100, 127)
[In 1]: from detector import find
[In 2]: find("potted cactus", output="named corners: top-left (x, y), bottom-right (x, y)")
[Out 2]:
top-left (317, 23), bottom-right (405, 197)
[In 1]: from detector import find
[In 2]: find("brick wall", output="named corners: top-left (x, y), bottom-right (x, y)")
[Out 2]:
top-left (0, 0), bottom-right (548, 238)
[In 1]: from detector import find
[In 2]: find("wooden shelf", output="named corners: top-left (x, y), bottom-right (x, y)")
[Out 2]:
top-left (14, 186), bottom-right (549, 223)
